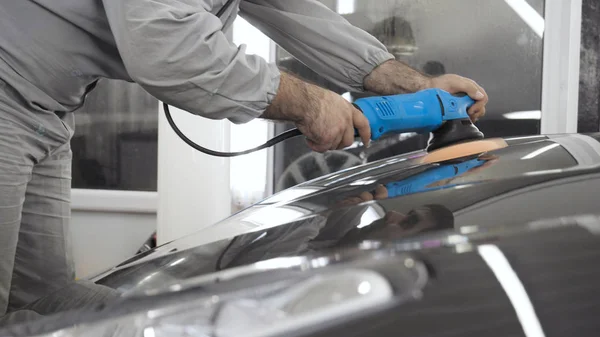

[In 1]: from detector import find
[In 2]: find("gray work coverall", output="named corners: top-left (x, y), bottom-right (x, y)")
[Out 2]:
top-left (0, 0), bottom-right (394, 316)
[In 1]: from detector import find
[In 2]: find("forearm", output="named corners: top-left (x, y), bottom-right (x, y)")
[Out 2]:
top-left (260, 71), bottom-right (320, 123)
top-left (363, 59), bottom-right (432, 95)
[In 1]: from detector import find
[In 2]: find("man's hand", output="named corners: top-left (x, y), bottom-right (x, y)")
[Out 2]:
top-left (429, 74), bottom-right (488, 121)
top-left (364, 60), bottom-right (489, 122)
top-left (261, 72), bottom-right (371, 152)
top-left (296, 89), bottom-right (371, 152)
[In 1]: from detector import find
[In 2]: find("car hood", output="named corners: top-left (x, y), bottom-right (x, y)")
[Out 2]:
top-left (89, 133), bottom-right (600, 294)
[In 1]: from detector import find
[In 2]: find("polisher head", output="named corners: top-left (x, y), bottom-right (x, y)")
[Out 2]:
top-left (426, 119), bottom-right (485, 152)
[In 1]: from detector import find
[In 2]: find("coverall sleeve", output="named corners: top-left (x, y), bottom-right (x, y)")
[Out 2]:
top-left (239, 0), bottom-right (396, 93)
top-left (102, 0), bottom-right (280, 124)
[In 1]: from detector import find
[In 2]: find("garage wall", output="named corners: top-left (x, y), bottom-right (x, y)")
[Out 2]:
top-left (70, 190), bottom-right (157, 279)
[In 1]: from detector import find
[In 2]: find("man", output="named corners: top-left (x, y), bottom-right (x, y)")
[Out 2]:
top-left (0, 0), bottom-right (488, 317)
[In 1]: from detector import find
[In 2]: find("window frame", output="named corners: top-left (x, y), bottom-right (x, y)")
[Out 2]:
top-left (540, 0), bottom-right (582, 134)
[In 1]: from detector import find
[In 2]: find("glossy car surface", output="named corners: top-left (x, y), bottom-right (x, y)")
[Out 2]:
top-left (4, 133), bottom-right (600, 337)
top-left (96, 133), bottom-right (600, 283)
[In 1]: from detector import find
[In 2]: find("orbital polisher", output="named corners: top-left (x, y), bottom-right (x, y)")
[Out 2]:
top-left (353, 88), bottom-right (484, 151)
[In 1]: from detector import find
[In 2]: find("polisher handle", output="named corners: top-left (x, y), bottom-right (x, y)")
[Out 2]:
top-left (438, 91), bottom-right (476, 121)
top-left (353, 88), bottom-right (447, 141)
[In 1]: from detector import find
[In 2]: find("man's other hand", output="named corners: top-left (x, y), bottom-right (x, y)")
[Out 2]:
top-left (429, 74), bottom-right (488, 122)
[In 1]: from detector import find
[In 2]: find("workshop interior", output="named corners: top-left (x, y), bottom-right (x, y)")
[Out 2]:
top-left (4, 0), bottom-right (600, 335)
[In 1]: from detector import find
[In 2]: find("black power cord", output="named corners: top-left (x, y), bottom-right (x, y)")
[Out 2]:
top-left (163, 103), bottom-right (302, 157)
top-left (163, 0), bottom-right (304, 157)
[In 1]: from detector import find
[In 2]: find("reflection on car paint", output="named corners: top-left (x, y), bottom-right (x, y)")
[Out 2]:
top-left (384, 156), bottom-right (488, 197)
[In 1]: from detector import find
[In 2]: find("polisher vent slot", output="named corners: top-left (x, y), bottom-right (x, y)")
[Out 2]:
top-left (377, 101), bottom-right (395, 118)
top-left (400, 184), bottom-right (412, 194)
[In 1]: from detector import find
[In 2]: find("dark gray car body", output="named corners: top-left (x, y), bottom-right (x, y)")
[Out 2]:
top-left (4, 133), bottom-right (600, 337)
